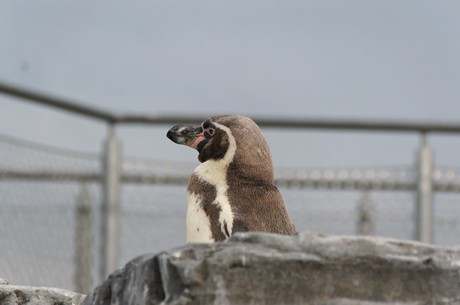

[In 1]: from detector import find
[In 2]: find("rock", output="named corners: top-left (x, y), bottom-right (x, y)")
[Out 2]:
top-left (0, 284), bottom-right (85, 305)
top-left (83, 232), bottom-right (460, 305)
top-left (0, 279), bottom-right (8, 285)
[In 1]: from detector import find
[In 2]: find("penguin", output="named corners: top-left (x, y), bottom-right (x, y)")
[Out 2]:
top-left (167, 115), bottom-right (296, 243)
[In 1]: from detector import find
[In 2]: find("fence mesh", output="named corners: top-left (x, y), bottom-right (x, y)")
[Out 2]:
top-left (0, 132), bottom-right (459, 293)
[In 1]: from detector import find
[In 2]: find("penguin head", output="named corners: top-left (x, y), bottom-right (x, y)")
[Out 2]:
top-left (167, 115), bottom-right (274, 182)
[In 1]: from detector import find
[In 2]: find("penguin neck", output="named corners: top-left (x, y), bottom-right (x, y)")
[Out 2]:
top-left (192, 124), bottom-right (237, 239)
top-left (227, 159), bottom-right (274, 185)
top-left (194, 124), bottom-right (237, 186)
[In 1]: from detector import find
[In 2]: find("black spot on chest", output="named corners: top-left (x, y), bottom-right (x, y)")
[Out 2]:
top-left (188, 174), bottom-right (216, 204)
top-left (202, 202), bottom-right (227, 241)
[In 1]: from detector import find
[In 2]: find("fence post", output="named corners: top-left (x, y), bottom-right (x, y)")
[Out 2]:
top-left (357, 190), bottom-right (374, 236)
top-left (100, 123), bottom-right (121, 281)
top-left (75, 183), bottom-right (93, 294)
top-left (415, 133), bottom-right (434, 243)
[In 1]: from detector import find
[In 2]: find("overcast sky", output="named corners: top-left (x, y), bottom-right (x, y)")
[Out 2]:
top-left (1, 1), bottom-right (460, 167)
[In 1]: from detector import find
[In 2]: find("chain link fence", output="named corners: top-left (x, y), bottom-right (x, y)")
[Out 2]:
top-left (1, 131), bottom-right (459, 293)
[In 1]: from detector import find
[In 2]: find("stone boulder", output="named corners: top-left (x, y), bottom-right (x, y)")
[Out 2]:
top-left (0, 281), bottom-right (85, 305)
top-left (83, 232), bottom-right (460, 305)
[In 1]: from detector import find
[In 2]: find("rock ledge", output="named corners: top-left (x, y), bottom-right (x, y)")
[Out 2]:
top-left (0, 283), bottom-right (85, 305)
top-left (83, 232), bottom-right (460, 305)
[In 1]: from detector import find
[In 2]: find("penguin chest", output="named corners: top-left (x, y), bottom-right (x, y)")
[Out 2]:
top-left (186, 192), bottom-right (214, 243)
top-left (187, 166), bottom-right (235, 243)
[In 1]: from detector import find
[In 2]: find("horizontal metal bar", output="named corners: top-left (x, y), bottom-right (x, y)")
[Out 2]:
top-left (3, 81), bottom-right (460, 133)
top-left (2, 170), bottom-right (460, 192)
top-left (0, 170), bottom-right (100, 181)
top-left (114, 114), bottom-right (460, 134)
top-left (112, 113), bottom-right (204, 125)
top-left (274, 178), bottom-right (416, 191)
top-left (0, 81), bottom-right (116, 122)
top-left (252, 117), bottom-right (460, 134)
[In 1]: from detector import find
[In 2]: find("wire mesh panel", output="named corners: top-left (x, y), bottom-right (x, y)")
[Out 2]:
top-left (119, 184), bottom-right (187, 262)
top-left (118, 158), bottom-right (194, 262)
top-left (0, 181), bottom-right (73, 287)
top-left (434, 192), bottom-right (460, 246)
top-left (1, 132), bottom-right (460, 295)
top-left (0, 134), bottom-right (101, 292)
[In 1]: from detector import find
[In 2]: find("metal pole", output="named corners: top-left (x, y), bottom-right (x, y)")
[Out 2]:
top-left (75, 183), bottom-right (93, 294)
top-left (357, 190), bottom-right (374, 236)
top-left (415, 133), bottom-right (434, 243)
top-left (100, 123), bottom-right (121, 281)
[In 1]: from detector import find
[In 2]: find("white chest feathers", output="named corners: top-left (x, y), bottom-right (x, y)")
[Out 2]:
top-left (186, 193), bottom-right (213, 243)
top-left (186, 123), bottom-right (237, 243)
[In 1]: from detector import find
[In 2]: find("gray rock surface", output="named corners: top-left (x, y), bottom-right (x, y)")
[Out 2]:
top-left (0, 281), bottom-right (85, 305)
top-left (83, 232), bottom-right (460, 305)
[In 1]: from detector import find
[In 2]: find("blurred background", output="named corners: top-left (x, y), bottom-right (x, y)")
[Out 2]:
top-left (1, 0), bottom-right (459, 294)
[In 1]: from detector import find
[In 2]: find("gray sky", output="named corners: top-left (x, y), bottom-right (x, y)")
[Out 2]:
top-left (1, 1), bottom-right (460, 167)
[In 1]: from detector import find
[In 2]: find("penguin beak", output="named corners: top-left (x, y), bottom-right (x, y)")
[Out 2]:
top-left (167, 124), bottom-right (206, 150)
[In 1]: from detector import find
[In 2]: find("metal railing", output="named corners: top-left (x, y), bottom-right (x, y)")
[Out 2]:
top-left (2, 80), bottom-right (459, 281)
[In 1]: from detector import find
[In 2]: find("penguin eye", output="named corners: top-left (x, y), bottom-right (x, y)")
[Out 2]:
top-left (204, 127), bottom-right (215, 139)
